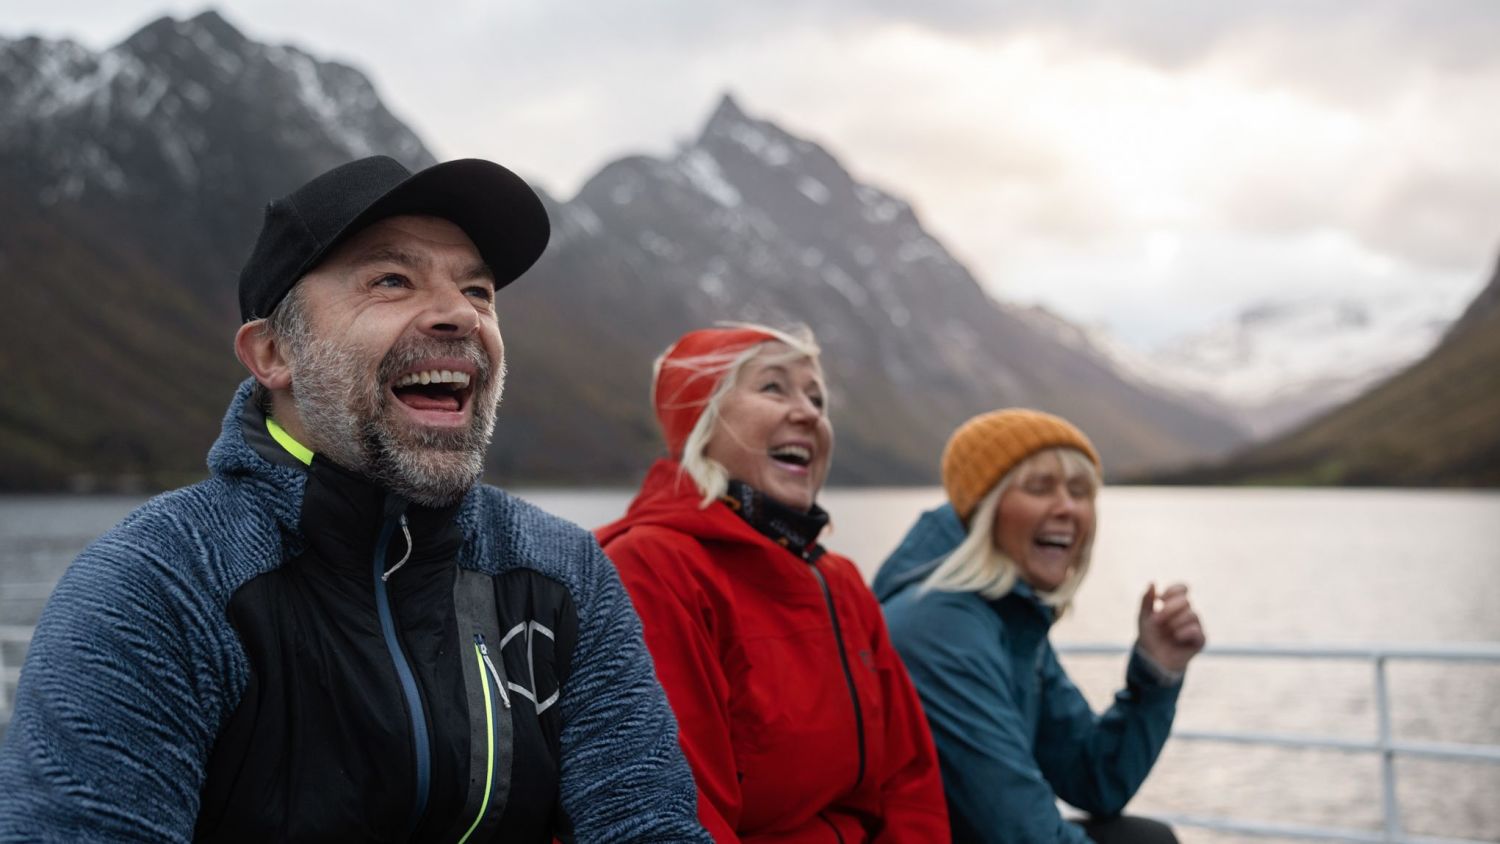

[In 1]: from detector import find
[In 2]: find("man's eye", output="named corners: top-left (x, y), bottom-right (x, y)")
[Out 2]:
top-left (373, 274), bottom-right (410, 289)
top-left (809, 394), bottom-right (825, 411)
top-left (464, 285), bottom-right (495, 302)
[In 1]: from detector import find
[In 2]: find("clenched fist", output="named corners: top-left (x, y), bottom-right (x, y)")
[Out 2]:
top-left (1136, 583), bottom-right (1205, 674)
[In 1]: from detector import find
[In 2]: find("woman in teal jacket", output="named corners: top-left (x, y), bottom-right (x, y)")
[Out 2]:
top-left (874, 409), bottom-right (1206, 844)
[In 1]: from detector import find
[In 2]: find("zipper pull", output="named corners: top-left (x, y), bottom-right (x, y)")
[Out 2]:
top-left (381, 513), bottom-right (412, 582)
top-left (475, 634), bottom-right (512, 709)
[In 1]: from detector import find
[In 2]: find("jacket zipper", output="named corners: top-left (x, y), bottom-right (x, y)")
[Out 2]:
top-left (457, 635), bottom-right (507, 844)
top-left (372, 504), bottom-right (431, 838)
top-left (475, 635), bottom-right (512, 709)
top-left (809, 562), bottom-right (866, 789)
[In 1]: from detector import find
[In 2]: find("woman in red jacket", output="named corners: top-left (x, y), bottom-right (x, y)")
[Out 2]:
top-left (597, 324), bottom-right (947, 843)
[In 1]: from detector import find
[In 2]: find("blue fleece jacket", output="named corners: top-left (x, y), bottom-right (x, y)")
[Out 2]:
top-left (874, 504), bottom-right (1179, 844)
top-left (0, 380), bottom-right (706, 843)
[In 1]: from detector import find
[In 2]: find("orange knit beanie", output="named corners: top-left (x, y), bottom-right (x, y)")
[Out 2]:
top-left (941, 409), bottom-right (1102, 522)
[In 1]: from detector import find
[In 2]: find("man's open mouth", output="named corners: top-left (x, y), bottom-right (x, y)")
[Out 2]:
top-left (391, 369), bottom-right (474, 413)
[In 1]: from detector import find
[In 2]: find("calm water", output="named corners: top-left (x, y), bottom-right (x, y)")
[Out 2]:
top-left (2, 488), bottom-right (1498, 841)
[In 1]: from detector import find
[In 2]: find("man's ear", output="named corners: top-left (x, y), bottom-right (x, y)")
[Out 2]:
top-left (235, 320), bottom-right (293, 390)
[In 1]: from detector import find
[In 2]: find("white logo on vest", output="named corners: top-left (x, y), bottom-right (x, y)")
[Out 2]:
top-left (498, 620), bottom-right (560, 713)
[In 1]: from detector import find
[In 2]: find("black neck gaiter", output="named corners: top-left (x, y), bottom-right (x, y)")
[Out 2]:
top-left (720, 480), bottom-right (830, 563)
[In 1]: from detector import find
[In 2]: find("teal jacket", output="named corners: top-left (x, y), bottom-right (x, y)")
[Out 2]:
top-left (874, 504), bottom-right (1179, 843)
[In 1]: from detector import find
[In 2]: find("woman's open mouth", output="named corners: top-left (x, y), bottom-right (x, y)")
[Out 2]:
top-left (1034, 532), bottom-right (1075, 550)
top-left (769, 444), bottom-right (813, 474)
top-left (1032, 532), bottom-right (1077, 562)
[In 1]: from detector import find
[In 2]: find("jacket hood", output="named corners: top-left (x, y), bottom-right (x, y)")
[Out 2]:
top-left (871, 502), bottom-right (966, 602)
top-left (874, 502), bottom-right (1057, 626)
top-left (596, 459), bottom-right (780, 551)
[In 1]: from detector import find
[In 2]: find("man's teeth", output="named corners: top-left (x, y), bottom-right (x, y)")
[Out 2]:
top-left (770, 445), bottom-right (812, 465)
top-left (394, 370), bottom-right (471, 389)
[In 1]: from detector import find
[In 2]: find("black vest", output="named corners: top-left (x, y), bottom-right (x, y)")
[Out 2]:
top-left (195, 412), bottom-right (579, 842)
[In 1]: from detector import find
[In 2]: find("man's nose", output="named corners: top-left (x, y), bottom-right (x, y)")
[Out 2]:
top-left (418, 284), bottom-right (480, 338)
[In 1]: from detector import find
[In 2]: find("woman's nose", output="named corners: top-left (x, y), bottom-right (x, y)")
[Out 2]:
top-left (1051, 490), bottom-right (1080, 514)
top-left (787, 394), bottom-right (821, 422)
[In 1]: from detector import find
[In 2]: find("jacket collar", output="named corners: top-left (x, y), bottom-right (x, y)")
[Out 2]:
top-left (209, 379), bottom-right (309, 540)
top-left (721, 479), bottom-right (829, 563)
top-left (994, 579), bottom-right (1057, 629)
top-left (597, 459), bottom-right (826, 562)
top-left (873, 500), bottom-right (1058, 628)
top-left (299, 456), bottom-right (463, 575)
top-left (871, 502), bottom-right (967, 601)
top-left (212, 378), bottom-right (465, 572)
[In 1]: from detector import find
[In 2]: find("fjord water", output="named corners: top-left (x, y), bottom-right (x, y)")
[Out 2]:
top-left (2, 487), bottom-right (1497, 840)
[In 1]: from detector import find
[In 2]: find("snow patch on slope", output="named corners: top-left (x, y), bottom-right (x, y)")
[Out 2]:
top-left (1149, 293), bottom-right (1463, 405)
top-left (725, 121), bottom-right (793, 167)
top-left (272, 46), bottom-right (378, 158)
top-left (677, 148), bottom-right (742, 207)
top-left (1082, 290), bottom-right (1475, 438)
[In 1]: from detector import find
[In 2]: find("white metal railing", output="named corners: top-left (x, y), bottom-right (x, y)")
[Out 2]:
top-left (0, 625), bottom-right (32, 726)
top-left (1056, 641), bottom-right (1500, 844)
top-left (0, 630), bottom-right (1494, 842)
top-left (1, 578), bottom-right (53, 728)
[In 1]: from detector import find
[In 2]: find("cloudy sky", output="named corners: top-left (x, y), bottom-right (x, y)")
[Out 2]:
top-left (9, 1), bottom-right (1500, 346)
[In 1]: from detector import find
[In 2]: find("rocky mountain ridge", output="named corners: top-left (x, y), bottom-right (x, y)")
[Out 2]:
top-left (2, 12), bottom-right (1251, 489)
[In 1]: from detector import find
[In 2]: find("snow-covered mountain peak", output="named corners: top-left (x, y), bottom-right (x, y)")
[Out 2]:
top-left (560, 96), bottom-right (1250, 471)
top-left (1157, 294), bottom-right (1456, 397)
top-left (699, 92), bottom-right (811, 168)
top-left (681, 93), bottom-right (926, 252)
top-left (1, 11), bottom-right (430, 205)
top-left (123, 11), bottom-right (248, 65)
top-left (1122, 290), bottom-right (1471, 437)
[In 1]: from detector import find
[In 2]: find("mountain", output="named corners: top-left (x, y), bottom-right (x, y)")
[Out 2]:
top-left (1120, 292), bottom-right (1467, 439)
top-left (498, 95), bottom-right (1250, 482)
top-left (0, 12), bottom-right (431, 490)
top-left (0, 12), bottom-right (1247, 491)
top-left (1149, 253), bottom-right (1500, 486)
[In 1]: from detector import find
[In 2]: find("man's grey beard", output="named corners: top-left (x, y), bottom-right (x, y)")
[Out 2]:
top-left (286, 333), bottom-right (504, 507)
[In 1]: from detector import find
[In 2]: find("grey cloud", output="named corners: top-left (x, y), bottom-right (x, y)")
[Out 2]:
top-left (461, 1), bottom-right (1500, 135)
top-left (1218, 151), bottom-right (1500, 274)
top-left (1354, 168), bottom-right (1500, 272)
top-left (832, 1), bottom-right (1500, 73)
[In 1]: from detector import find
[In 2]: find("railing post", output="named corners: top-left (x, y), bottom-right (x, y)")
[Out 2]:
top-left (1374, 654), bottom-right (1401, 841)
top-left (0, 637), bottom-right (8, 714)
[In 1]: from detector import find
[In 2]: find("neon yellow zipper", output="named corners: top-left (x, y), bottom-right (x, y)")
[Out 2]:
top-left (457, 640), bottom-right (500, 844)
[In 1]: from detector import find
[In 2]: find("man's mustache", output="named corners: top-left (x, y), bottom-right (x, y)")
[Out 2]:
top-left (375, 337), bottom-right (492, 391)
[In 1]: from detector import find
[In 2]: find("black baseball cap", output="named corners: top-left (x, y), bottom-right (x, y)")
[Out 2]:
top-left (237, 155), bottom-right (551, 322)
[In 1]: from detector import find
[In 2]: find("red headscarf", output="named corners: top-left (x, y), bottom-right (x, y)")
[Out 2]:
top-left (654, 327), bottom-right (778, 457)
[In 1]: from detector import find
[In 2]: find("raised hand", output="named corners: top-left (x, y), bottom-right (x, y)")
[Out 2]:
top-left (1137, 583), bottom-right (1206, 674)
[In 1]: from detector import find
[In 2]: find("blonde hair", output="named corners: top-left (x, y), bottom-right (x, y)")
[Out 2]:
top-left (654, 323), bottom-right (823, 507)
top-left (920, 447), bottom-right (1100, 614)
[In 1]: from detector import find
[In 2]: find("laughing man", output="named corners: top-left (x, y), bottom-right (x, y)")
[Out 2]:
top-left (0, 157), bottom-right (707, 843)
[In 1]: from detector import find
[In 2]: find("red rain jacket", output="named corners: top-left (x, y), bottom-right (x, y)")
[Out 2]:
top-left (597, 460), bottom-right (947, 843)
